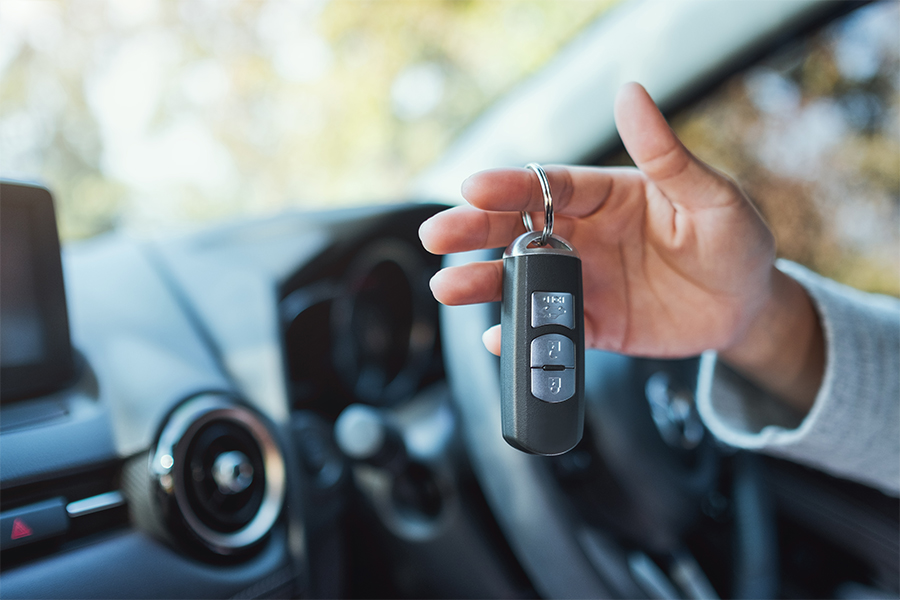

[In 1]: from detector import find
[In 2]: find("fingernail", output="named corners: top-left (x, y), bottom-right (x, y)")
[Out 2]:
top-left (460, 175), bottom-right (475, 199)
top-left (418, 217), bottom-right (438, 253)
top-left (428, 269), bottom-right (446, 296)
top-left (481, 324), bottom-right (502, 356)
top-left (418, 217), bottom-right (430, 241)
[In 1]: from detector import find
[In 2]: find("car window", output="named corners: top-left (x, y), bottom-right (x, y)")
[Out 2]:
top-left (0, 0), bottom-right (616, 241)
top-left (666, 1), bottom-right (899, 297)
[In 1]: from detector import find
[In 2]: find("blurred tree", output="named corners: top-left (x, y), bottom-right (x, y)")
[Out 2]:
top-left (605, 1), bottom-right (899, 296)
top-left (0, 0), bottom-right (614, 240)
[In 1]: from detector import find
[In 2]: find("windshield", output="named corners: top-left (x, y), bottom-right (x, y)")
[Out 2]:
top-left (0, 0), bottom-right (615, 241)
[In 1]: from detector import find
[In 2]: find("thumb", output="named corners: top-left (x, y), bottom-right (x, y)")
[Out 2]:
top-left (614, 82), bottom-right (727, 208)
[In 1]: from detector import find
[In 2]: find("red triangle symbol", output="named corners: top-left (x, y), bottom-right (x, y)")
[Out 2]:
top-left (11, 518), bottom-right (33, 540)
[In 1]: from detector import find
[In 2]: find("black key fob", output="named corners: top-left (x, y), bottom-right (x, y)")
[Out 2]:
top-left (501, 231), bottom-right (585, 455)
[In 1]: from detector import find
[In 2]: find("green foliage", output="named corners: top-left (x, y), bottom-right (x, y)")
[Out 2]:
top-left (0, 0), bottom-right (614, 239)
top-left (620, 3), bottom-right (899, 296)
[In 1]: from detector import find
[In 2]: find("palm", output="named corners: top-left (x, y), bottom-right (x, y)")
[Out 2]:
top-left (563, 169), bottom-right (773, 357)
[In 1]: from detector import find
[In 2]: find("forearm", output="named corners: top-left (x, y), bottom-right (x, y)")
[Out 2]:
top-left (719, 267), bottom-right (826, 416)
top-left (697, 261), bottom-right (899, 495)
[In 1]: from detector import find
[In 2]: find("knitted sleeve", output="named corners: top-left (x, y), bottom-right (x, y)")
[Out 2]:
top-left (696, 260), bottom-right (900, 496)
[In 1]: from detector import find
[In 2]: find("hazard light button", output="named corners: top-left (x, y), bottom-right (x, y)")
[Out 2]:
top-left (0, 497), bottom-right (69, 550)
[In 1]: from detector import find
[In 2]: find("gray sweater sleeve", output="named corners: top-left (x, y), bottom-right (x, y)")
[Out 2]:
top-left (696, 260), bottom-right (900, 497)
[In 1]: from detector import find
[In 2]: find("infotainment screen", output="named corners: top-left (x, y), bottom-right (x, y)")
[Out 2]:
top-left (0, 182), bottom-right (75, 401)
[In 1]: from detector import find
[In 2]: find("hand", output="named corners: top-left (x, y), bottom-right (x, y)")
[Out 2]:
top-left (419, 83), bottom-right (824, 414)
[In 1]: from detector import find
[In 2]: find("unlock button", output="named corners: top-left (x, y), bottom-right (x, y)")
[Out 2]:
top-left (530, 334), bottom-right (575, 368)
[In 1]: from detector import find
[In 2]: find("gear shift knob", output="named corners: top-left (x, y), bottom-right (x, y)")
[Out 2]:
top-left (334, 404), bottom-right (406, 472)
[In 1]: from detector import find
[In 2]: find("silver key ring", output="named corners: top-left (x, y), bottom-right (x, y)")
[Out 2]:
top-left (521, 162), bottom-right (554, 246)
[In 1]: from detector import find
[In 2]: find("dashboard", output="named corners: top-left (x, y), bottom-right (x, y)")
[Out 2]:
top-left (0, 183), bottom-right (528, 598)
top-left (1, 180), bottom-right (898, 599)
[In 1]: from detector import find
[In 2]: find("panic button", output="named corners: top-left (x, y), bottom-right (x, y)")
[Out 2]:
top-left (0, 497), bottom-right (69, 550)
top-left (531, 292), bottom-right (574, 329)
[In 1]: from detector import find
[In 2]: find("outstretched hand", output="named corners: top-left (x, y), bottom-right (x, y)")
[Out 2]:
top-left (419, 83), bottom-right (823, 414)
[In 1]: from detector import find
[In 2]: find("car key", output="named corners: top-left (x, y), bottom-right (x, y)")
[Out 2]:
top-left (500, 163), bottom-right (585, 456)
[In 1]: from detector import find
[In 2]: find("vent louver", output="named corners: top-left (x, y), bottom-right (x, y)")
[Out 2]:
top-left (146, 394), bottom-right (286, 555)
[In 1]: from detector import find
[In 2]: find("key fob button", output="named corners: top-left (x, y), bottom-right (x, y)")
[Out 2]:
top-left (531, 368), bottom-right (575, 403)
top-left (531, 292), bottom-right (574, 329)
top-left (530, 334), bottom-right (575, 368)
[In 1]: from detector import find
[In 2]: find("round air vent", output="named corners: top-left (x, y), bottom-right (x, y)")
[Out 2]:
top-left (149, 394), bottom-right (286, 555)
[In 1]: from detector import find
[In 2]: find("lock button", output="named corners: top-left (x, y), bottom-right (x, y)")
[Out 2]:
top-left (531, 368), bottom-right (576, 403)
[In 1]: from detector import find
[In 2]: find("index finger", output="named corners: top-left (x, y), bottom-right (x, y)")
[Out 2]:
top-left (460, 165), bottom-right (639, 218)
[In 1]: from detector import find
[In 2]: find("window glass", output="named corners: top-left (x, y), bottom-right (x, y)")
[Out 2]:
top-left (0, 0), bottom-right (615, 241)
top-left (669, 1), bottom-right (899, 296)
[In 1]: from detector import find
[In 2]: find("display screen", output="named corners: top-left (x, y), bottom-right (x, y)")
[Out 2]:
top-left (0, 182), bottom-right (75, 401)
top-left (1, 206), bottom-right (46, 367)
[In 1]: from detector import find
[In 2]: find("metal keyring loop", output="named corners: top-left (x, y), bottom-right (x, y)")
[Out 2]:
top-left (522, 162), bottom-right (554, 245)
top-left (520, 210), bottom-right (534, 233)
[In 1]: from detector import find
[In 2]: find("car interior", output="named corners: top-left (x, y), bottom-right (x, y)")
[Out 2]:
top-left (1, 1), bottom-right (898, 598)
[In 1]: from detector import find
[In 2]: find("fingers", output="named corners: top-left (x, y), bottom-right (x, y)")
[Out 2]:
top-left (419, 205), bottom-right (581, 254)
top-left (419, 205), bottom-right (522, 255)
top-left (430, 262), bottom-right (501, 355)
top-left (421, 165), bottom-right (642, 255)
top-left (461, 165), bottom-right (636, 218)
top-left (429, 260), bottom-right (502, 306)
top-left (614, 82), bottom-right (731, 209)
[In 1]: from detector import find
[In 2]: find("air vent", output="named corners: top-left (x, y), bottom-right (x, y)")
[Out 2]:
top-left (148, 394), bottom-right (286, 555)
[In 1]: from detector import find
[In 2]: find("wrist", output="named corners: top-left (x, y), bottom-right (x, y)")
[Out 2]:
top-left (719, 266), bottom-right (825, 416)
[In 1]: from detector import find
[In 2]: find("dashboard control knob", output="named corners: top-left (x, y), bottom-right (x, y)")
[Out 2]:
top-left (212, 451), bottom-right (255, 495)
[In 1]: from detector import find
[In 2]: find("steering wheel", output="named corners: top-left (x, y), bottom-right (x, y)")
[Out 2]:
top-left (441, 249), bottom-right (775, 598)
